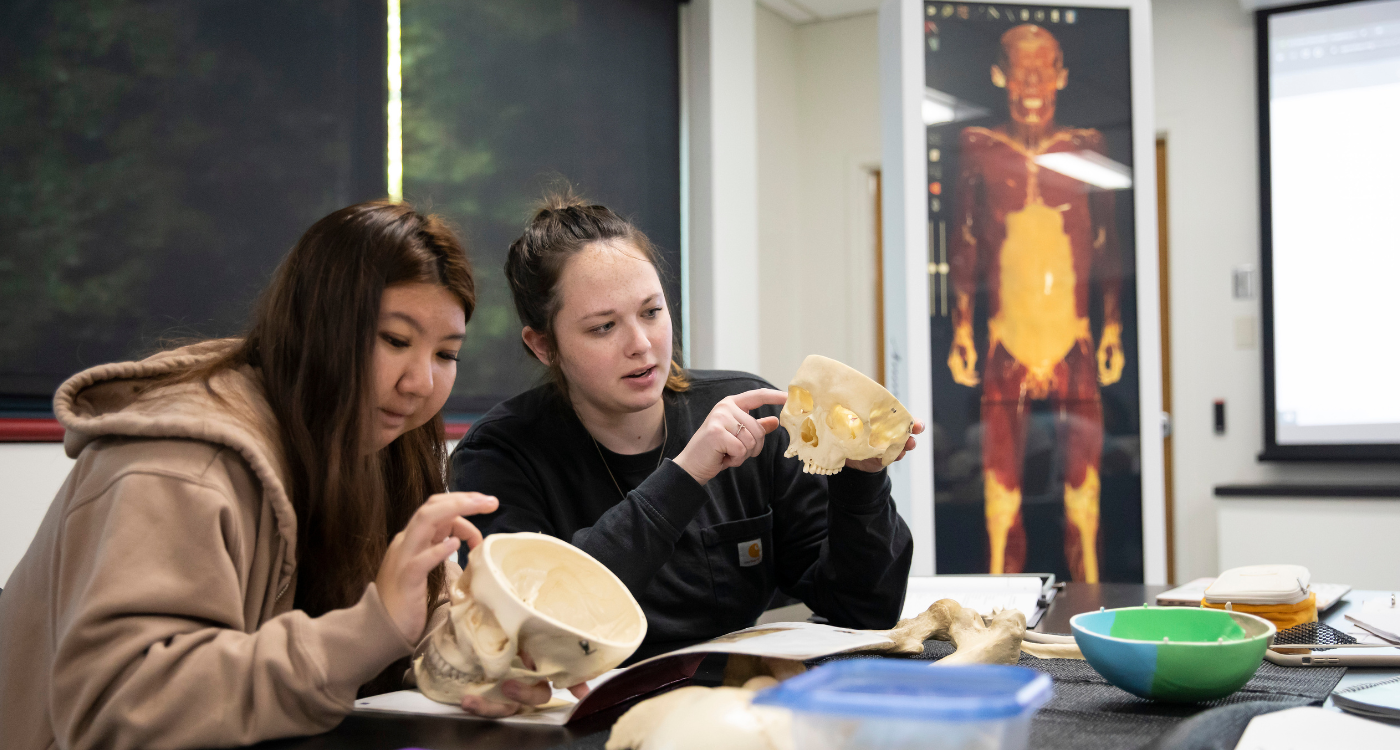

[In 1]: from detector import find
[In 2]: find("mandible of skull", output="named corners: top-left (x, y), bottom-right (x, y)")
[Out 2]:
top-left (779, 355), bottom-right (913, 476)
top-left (414, 532), bottom-right (647, 705)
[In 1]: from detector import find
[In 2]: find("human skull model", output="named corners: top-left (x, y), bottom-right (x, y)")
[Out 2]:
top-left (779, 355), bottom-right (914, 475)
top-left (607, 683), bottom-right (794, 750)
top-left (414, 532), bottom-right (647, 705)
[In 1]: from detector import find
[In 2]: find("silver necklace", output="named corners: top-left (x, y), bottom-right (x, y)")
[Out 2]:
top-left (591, 410), bottom-right (668, 501)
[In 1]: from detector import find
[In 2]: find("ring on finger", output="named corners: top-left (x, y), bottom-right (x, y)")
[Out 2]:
top-left (733, 422), bottom-right (746, 437)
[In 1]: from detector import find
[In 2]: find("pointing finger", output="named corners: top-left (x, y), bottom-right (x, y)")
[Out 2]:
top-left (729, 388), bottom-right (789, 412)
top-left (442, 492), bottom-right (499, 517)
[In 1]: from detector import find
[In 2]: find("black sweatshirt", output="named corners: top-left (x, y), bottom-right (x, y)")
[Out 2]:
top-left (448, 370), bottom-right (913, 660)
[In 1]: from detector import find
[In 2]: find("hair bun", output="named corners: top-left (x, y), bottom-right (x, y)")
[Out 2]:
top-left (538, 187), bottom-right (591, 215)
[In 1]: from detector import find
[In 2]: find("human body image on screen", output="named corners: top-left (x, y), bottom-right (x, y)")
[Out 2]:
top-left (946, 24), bottom-right (1123, 582)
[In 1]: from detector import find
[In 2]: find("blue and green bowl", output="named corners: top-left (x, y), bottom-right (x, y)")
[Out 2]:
top-left (1071, 606), bottom-right (1276, 702)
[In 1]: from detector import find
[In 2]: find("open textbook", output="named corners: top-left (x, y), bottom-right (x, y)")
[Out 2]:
top-left (353, 621), bottom-right (895, 727)
top-left (901, 575), bottom-right (1055, 628)
top-left (355, 576), bottom-right (1056, 726)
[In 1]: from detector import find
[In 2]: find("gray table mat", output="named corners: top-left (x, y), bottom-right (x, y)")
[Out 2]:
top-left (558, 641), bottom-right (1344, 750)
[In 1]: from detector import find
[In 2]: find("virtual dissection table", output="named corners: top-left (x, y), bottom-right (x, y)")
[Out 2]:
top-left (236, 583), bottom-right (1354, 750)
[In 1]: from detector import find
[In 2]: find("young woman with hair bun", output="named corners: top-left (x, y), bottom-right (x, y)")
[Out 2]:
top-left (450, 195), bottom-right (923, 662)
top-left (0, 202), bottom-right (554, 749)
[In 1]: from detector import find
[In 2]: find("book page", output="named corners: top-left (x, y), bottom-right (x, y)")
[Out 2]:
top-left (1345, 595), bottom-right (1400, 644)
top-left (353, 670), bottom-right (621, 726)
top-left (1236, 706), bottom-right (1400, 748)
top-left (901, 576), bottom-right (1046, 623)
top-left (352, 622), bottom-right (895, 726)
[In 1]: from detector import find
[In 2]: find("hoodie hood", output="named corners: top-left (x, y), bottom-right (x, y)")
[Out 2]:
top-left (52, 339), bottom-right (298, 582)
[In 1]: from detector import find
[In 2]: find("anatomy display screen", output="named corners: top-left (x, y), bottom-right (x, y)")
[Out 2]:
top-left (1265, 0), bottom-right (1400, 451)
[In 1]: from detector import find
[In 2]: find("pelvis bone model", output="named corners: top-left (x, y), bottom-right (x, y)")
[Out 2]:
top-left (780, 355), bottom-right (913, 475)
top-left (414, 532), bottom-right (647, 705)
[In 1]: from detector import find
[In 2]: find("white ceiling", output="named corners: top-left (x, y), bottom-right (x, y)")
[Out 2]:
top-left (757, 0), bottom-right (882, 25)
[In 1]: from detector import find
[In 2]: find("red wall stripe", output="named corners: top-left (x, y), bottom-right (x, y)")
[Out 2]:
top-left (0, 418), bottom-right (66, 442)
top-left (0, 418), bottom-right (471, 443)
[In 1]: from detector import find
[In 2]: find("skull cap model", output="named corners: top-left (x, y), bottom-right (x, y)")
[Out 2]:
top-left (779, 355), bottom-right (913, 476)
top-left (415, 532), bottom-right (647, 704)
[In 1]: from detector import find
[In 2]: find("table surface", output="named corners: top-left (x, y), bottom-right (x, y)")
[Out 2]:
top-left (243, 583), bottom-right (1399, 750)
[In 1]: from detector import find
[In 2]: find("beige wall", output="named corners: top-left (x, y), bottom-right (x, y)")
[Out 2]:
top-left (756, 7), bottom-right (881, 387)
top-left (1155, 0), bottom-right (1400, 583)
top-left (0, 444), bottom-right (72, 584)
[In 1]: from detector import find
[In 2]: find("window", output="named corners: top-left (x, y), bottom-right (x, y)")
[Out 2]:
top-left (0, 0), bottom-right (681, 419)
top-left (0, 0), bottom-right (385, 411)
top-left (402, 0), bottom-right (681, 413)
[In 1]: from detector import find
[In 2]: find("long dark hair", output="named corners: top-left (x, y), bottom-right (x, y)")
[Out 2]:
top-left (504, 192), bottom-right (687, 395)
top-left (179, 201), bottom-right (474, 618)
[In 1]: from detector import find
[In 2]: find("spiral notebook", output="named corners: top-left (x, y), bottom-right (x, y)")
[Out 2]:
top-left (1331, 675), bottom-right (1400, 720)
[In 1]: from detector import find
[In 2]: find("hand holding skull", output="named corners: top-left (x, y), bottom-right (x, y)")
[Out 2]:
top-left (843, 419), bottom-right (925, 473)
top-left (458, 652), bottom-right (591, 718)
top-left (779, 355), bottom-right (916, 476)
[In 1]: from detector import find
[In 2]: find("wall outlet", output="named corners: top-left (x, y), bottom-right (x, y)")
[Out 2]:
top-left (1234, 315), bottom-right (1257, 350)
top-left (1232, 264), bottom-right (1257, 300)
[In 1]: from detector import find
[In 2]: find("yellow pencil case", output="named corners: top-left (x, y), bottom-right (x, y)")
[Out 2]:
top-left (1200, 592), bottom-right (1318, 631)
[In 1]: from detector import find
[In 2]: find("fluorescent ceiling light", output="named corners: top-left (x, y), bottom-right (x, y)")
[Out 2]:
top-left (1034, 151), bottom-right (1134, 190)
top-left (922, 87), bottom-right (988, 126)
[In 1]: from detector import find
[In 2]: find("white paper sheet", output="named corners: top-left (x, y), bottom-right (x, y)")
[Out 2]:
top-left (901, 576), bottom-right (1046, 624)
top-left (673, 620), bottom-right (893, 658)
top-left (352, 671), bottom-right (620, 727)
top-left (1345, 594), bottom-right (1400, 644)
top-left (1235, 706), bottom-right (1400, 749)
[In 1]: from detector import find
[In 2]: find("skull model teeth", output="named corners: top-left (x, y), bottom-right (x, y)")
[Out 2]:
top-left (414, 532), bottom-right (647, 705)
top-left (795, 457), bottom-right (839, 476)
top-left (779, 355), bottom-right (913, 475)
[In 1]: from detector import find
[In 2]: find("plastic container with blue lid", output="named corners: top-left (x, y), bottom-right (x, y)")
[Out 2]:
top-left (752, 660), bottom-right (1052, 750)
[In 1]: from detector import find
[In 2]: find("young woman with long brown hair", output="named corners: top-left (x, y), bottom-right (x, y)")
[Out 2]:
top-left (450, 196), bottom-right (924, 661)
top-left (0, 202), bottom-right (545, 750)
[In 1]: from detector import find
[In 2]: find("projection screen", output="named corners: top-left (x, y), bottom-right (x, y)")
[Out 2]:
top-left (1259, 0), bottom-right (1400, 460)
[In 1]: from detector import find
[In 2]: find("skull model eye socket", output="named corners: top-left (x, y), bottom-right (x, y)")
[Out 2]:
top-left (825, 404), bottom-right (865, 440)
top-left (779, 354), bottom-right (912, 476)
top-left (868, 405), bottom-right (909, 449)
top-left (788, 386), bottom-right (814, 415)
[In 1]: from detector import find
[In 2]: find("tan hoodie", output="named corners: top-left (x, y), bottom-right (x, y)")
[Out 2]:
top-left (0, 342), bottom-right (422, 750)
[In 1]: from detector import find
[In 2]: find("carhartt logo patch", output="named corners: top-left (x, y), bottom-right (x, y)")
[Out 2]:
top-left (738, 539), bottom-right (762, 567)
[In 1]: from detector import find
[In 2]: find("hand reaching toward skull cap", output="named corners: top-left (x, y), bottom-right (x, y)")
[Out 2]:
top-left (376, 492), bottom-right (498, 643)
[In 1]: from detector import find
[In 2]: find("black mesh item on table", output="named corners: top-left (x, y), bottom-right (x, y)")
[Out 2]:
top-left (549, 640), bottom-right (1346, 750)
top-left (1272, 622), bottom-right (1359, 650)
